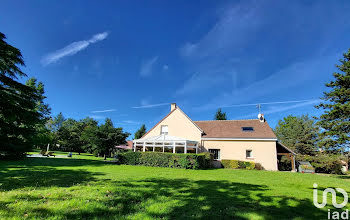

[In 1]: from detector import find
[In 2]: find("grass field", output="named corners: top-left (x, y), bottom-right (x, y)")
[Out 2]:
top-left (0, 153), bottom-right (349, 219)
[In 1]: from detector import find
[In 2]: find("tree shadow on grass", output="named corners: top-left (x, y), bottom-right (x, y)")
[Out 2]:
top-left (0, 157), bottom-right (109, 169)
top-left (336, 175), bottom-right (350, 180)
top-left (59, 178), bottom-right (327, 220)
top-left (0, 166), bottom-right (104, 191)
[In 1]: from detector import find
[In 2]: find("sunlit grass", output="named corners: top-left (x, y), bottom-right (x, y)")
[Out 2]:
top-left (0, 154), bottom-right (348, 219)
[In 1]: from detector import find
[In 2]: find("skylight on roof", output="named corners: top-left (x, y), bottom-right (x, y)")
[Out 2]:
top-left (242, 127), bottom-right (254, 132)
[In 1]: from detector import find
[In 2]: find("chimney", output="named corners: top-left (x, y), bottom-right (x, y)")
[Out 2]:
top-left (171, 103), bottom-right (177, 111)
top-left (258, 113), bottom-right (265, 122)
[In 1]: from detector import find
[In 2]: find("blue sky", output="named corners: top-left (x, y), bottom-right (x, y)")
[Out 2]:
top-left (1, 1), bottom-right (350, 137)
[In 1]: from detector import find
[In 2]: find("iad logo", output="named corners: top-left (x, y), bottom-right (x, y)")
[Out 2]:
top-left (313, 183), bottom-right (349, 219)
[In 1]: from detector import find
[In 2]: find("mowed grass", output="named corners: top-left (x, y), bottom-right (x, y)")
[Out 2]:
top-left (0, 154), bottom-right (349, 220)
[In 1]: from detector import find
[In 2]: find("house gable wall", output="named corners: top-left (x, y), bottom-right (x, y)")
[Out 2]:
top-left (143, 108), bottom-right (202, 142)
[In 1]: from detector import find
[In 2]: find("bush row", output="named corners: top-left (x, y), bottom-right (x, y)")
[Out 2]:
top-left (221, 159), bottom-right (263, 170)
top-left (117, 151), bottom-right (213, 169)
top-left (297, 154), bottom-right (347, 174)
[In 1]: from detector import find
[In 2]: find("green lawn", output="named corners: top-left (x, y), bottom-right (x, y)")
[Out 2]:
top-left (0, 154), bottom-right (349, 219)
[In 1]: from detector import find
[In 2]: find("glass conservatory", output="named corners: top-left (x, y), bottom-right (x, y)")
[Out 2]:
top-left (133, 135), bottom-right (199, 154)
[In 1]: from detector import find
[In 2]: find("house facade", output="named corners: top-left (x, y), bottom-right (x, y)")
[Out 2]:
top-left (133, 103), bottom-right (295, 171)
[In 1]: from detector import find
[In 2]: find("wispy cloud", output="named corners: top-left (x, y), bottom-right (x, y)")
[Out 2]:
top-left (237, 99), bottom-right (320, 119)
top-left (192, 54), bottom-right (338, 112)
top-left (221, 99), bottom-right (319, 108)
top-left (140, 56), bottom-right (158, 77)
top-left (41, 31), bottom-right (109, 66)
top-left (89, 115), bottom-right (106, 120)
top-left (123, 120), bottom-right (141, 124)
top-left (177, 1), bottom-right (350, 102)
top-left (91, 109), bottom-right (116, 113)
top-left (132, 103), bottom-right (170, 109)
top-left (162, 65), bottom-right (169, 71)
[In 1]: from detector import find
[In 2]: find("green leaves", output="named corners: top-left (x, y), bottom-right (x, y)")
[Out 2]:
top-left (0, 33), bottom-right (50, 157)
top-left (315, 49), bottom-right (350, 153)
top-left (134, 124), bottom-right (146, 139)
top-left (214, 108), bottom-right (227, 120)
top-left (274, 115), bottom-right (319, 155)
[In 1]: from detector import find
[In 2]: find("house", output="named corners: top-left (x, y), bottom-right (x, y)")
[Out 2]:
top-left (133, 103), bottom-right (295, 171)
top-left (115, 140), bottom-right (133, 150)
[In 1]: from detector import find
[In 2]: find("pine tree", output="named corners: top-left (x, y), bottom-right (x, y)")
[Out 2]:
top-left (134, 124), bottom-right (146, 139)
top-left (214, 108), bottom-right (227, 120)
top-left (0, 32), bottom-right (46, 157)
top-left (274, 115), bottom-right (319, 155)
top-left (25, 78), bottom-right (51, 149)
top-left (315, 49), bottom-right (350, 153)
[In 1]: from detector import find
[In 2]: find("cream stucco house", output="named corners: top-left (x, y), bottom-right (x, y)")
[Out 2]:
top-left (133, 103), bottom-right (295, 171)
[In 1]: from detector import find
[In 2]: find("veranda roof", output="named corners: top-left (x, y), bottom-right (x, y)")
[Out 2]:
top-left (133, 135), bottom-right (197, 144)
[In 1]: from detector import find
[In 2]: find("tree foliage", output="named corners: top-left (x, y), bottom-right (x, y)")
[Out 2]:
top-left (52, 114), bottom-right (130, 158)
top-left (214, 108), bottom-right (227, 120)
top-left (134, 124), bottom-right (146, 139)
top-left (315, 49), bottom-right (350, 153)
top-left (25, 78), bottom-right (51, 148)
top-left (0, 32), bottom-right (49, 157)
top-left (98, 118), bottom-right (130, 159)
top-left (274, 115), bottom-right (319, 155)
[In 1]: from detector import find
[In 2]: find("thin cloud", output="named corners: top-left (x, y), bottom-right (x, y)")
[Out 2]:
top-left (163, 65), bottom-right (169, 71)
top-left (221, 99), bottom-right (318, 108)
top-left (140, 56), bottom-right (158, 77)
top-left (237, 99), bottom-right (320, 119)
top-left (123, 120), bottom-right (141, 124)
top-left (41, 31), bottom-right (109, 66)
top-left (89, 115), bottom-right (106, 120)
top-left (91, 109), bottom-right (116, 113)
top-left (132, 103), bottom-right (170, 109)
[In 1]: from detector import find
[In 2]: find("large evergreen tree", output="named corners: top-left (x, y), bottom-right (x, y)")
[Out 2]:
top-left (98, 118), bottom-right (130, 159)
top-left (0, 32), bottom-right (47, 156)
top-left (214, 108), bottom-right (227, 120)
top-left (80, 117), bottom-right (100, 154)
top-left (26, 78), bottom-right (51, 148)
top-left (134, 124), bottom-right (146, 139)
top-left (315, 49), bottom-right (350, 153)
top-left (274, 115), bottom-right (319, 155)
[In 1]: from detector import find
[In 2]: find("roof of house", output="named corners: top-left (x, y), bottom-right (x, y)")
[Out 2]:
top-left (115, 140), bottom-right (133, 149)
top-left (194, 119), bottom-right (277, 139)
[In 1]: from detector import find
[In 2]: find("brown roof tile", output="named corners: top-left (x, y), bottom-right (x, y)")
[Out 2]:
top-left (194, 119), bottom-right (277, 139)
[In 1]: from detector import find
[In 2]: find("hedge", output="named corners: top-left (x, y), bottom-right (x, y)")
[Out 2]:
top-left (117, 151), bottom-right (213, 169)
top-left (297, 154), bottom-right (347, 174)
top-left (221, 159), bottom-right (258, 170)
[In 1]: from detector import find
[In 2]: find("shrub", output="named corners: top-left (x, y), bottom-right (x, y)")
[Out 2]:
top-left (244, 161), bottom-right (255, 170)
top-left (297, 153), bottom-right (345, 174)
top-left (255, 163), bottom-right (264, 170)
top-left (221, 160), bottom-right (255, 170)
top-left (119, 151), bottom-right (141, 165)
top-left (93, 150), bottom-right (99, 157)
top-left (118, 151), bottom-right (211, 169)
top-left (221, 160), bottom-right (239, 169)
top-left (200, 152), bottom-right (214, 168)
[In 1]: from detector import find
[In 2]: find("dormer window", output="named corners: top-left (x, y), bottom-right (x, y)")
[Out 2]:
top-left (242, 127), bottom-right (254, 132)
top-left (161, 125), bottom-right (168, 135)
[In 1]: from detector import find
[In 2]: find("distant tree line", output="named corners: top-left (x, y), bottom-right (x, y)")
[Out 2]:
top-left (47, 113), bottom-right (130, 159)
top-left (0, 32), bottom-right (129, 159)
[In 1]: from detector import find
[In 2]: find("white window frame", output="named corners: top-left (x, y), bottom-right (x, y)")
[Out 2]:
top-left (209, 149), bottom-right (220, 160)
top-left (160, 125), bottom-right (168, 135)
top-left (246, 149), bottom-right (253, 159)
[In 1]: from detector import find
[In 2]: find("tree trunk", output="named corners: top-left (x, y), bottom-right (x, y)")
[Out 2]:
top-left (104, 154), bottom-right (106, 160)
